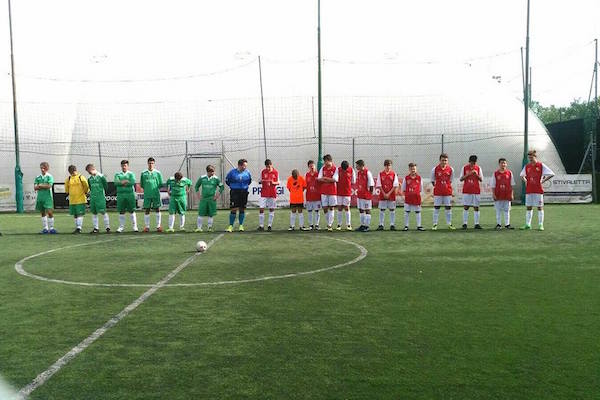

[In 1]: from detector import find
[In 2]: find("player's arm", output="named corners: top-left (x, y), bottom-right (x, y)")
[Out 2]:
top-left (519, 166), bottom-right (527, 183)
top-left (351, 169), bottom-right (357, 184)
top-left (389, 174), bottom-right (399, 196)
top-left (158, 171), bottom-right (164, 188)
top-left (490, 174), bottom-right (496, 201)
top-left (317, 167), bottom-right (332, 183)
top-left (510, 172), bottom-right (515, 201)
top-left (128, 173), bottom-right (136, 187)
top-left (459, 166), bottom-right (467, 182)
top-left (430, 167), bottom-right (436, 186)
top-left (140, 172), bottom-right (146, 191)
top-left (367, 171), bottom-right (374, 193)
top-left (541, 164), bottom-right (555, 183)
top-left (81, 175), bottom-right (90, 193)
top-left (194, 177), bottom-right (202, 193)
top-left (101, 175), bottom-right (108, 192)
top-left (401, 179), bottom-right (407, 195)
top-left (272, 172), bottom-right (280, 186)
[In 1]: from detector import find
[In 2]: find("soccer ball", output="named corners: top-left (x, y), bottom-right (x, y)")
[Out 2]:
top-left (196, 240), bottom-right (208, 253)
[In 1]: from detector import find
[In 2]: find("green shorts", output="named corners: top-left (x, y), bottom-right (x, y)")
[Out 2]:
top-left (198, 198), bottom-right (218, 217)
top-left (117, 193), bottom-right (136, 213)
top-left (69, 204), bottom-right (86, 216)
top-left (169, 196), bottom-right (187, 215)
top-left (89, 196), bottom-right (107, 214)
top-left (143, 195), bottom-right (161, 210)
top-left (35, 197), bottom-right (53, 212)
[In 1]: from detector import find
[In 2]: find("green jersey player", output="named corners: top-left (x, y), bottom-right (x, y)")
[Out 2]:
top-left (34, 161), bottom-right (56, 234)
top-left (114, 159), bottom-right (138, 233)
top-left (194, 165), bottom-right (224, 232)
top-left (140, 157), bottom-right (164, 232)
top-left (166, 172), bottom-right (192, 232)
top-left (86, 163), bottom-right (111, 233)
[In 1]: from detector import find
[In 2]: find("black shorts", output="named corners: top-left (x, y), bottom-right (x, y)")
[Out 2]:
top-left (230, 189), bottom-right (249, 209)
top-left (290, 203), bottom-right (304, 209)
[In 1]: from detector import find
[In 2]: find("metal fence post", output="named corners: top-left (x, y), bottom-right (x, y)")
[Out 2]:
top-left (441, 133), bottom-right (445, 154)
top-left (352, 137), bottom-right (355, 166)
top-left (98, 142), bottom-right (103, 173)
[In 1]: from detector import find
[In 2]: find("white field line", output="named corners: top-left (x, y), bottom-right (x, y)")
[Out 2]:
top-left (15, 237), bottom-right (368, 287)
top-left (16, 234), bottom-right (224, 399)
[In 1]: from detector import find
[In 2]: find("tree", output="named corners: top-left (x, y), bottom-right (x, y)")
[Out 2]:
top-left (531, 98), bottom-right (600, 134)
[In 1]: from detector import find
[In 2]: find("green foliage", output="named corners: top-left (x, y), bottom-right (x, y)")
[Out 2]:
top-left (531, 98), bottom-right (600, 134)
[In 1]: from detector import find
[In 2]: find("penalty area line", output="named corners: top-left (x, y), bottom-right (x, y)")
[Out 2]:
top-left (16, 233), bottom-right (224, 399)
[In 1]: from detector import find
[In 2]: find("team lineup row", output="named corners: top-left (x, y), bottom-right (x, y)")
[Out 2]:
top-left (26, 149), bottom-right (554, 235)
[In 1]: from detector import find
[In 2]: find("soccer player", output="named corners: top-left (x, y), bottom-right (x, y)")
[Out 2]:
top-left (305, 160), bottom-right (321, 230)
top-left (520, 149), bottom-right (555, 231)
top-left (166, 171), bottom-right (192, 232)
top-left (491, 158), bottom-right (516, 230)
top-left (431, 153), bottom-right (456, 230)
top-left (336, 160), bottom-right (356, 231)
top-left (140, 157), bottom-right (164, 232)
top-left (194, 164), bottom-right (224, 232)
top-left (34, 161), bottom-right (56, 234)
top-left (355, 159), bottom-right (374, 232)
top-left (86, 163), bottom-right (111, 233)
top-left (318, 154), bottom-right (338, 231)
top-left (376, 159), bottom-right (399, 230)
top-left (401, 163), bottom-right (425, 231)
top-left (258, 159), bottom-right (279, 231)
top-left (460, 155), bottom-right (484, 229)
top-left (287, 169), bottom-right (308, 231)
top-left (114, 159), bottom-right (138, 233)
top-left (225, 159), bottom-right (252, 232)
top-left (64, 165), bottom-right (89, 234)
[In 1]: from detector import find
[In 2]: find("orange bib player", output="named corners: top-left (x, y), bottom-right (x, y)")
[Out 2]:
top-left (430, 153), bottom-right (456, 230)
top-left (491, 158), bottom-right (516, 230)
top-left (305, 160), bottom-right (321, 230)
top-left (287, 170), bottom-right (308, 231)
top-left (401, 162), bottom-right (425, 231)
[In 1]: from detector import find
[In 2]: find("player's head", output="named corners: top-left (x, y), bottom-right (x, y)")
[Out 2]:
top-left (340, 160), bottom-right (349, 170)
top-left (120, 160), bottom-right (129, 172)
top-left (527, 149), bottom-right (537, 162)
top-left (408, 162), bottom-right (417, 174)
top-left (384, 159), bottom-right (392, 171)
top-left (498, 158), bottom-right (508, 170)
top-left (147, 157), bottom-right (155, 170)
top-left (469, 155), bottom-right (477, 165)
top-left (291, 169), bottom-right (299, 179)
top-left (307, 160), bottom-right (315, 171)
top-left (174, 171), bottom-right (183, 181)
top-left (39, 161), bottom-right (49, 173)
top-left (237, 159), bottom-right (248, 172)
top-left (206, 165), bottom-right (215, 177)
top-left (355, 159), bottom-right (365, 171)
top-left (323, 154), bottom-right (332, 166)
top-left (68, 165), bottom-right (77, 175)
top-left (85, 163), bottom-right (97, 175)
top-left (264, 159), bottom-right (273, 169)
top-left (439, 153), bottom-right (449, 167)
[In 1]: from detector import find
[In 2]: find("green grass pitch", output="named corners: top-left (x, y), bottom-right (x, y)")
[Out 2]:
top-left (0, 205), bottom-right (599, 399)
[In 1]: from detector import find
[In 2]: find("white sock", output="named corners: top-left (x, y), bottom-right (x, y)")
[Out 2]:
top-left (180, 215), bottom-right (186, 228)
top-left (168, 214), bottom-right (175, 229)
top-left (390, 210), bottom-right (396, 226)
top-left (119, 214), bottom-right (126, 229)
top-left (268, 211), bottom-right (274, 227)
top-left (463, 209), bottom-right (469, 225)
top-left (504, 210), bottom-right (510, 226)
top-left (379, 209), bottom-right (385, 226)
top-left (156, 212), bottom-right (162, 228)
top-left (538, 210), bottom-right (544, 225)
top-left (495, 204), bottom-right (502, 225)
top-left (365, 214), bottom-right (371, 226)
top-left (92, 214), bottom-right (99, 229)
top-left (290, 212), bottom-right (296, 227)
top-left (445, 209), bottom-right (452, 225)
top-left (298, 213), bottom-right (304, 227)
top-left (526, 210), bottom-right (533, 225)
top-left (76, 216), bottom-right (83, 229)
top-left (42, 216), bottom-right (48, 230)
top-left (259, 213), bottom-right (265, 227)
top-left (433, 208), bottom-right (440, 225)
top-left (131, 213), bottom-right (138, 229)
top-left (144, 214), bottom-right (150, 228)
top-left (404, 211), bottom-right (410, 228)
top-left (197, 216), bottom-right (203, 228)
top-left (345, 211), bottom-right (351, 226)
top-left (474, 211), bottom-right (480, 225)
top-left (307, 211), bottom-right (313, 226)
top-left (208, 217), bottom-right (213, 227)
top-left (327, 210), bottom-right (334, 226)
top-left (416, 212), bottom-right (422, 227)
top-left (315, 211), bottom-right (321, 226)
top-left (103, 213), bottom-right (110, 228)
top-left (359, 213), bottom-right (364, 226)
top-left (48, 217), bottom-right (54, 229)
top-left (337, 210), bottom-right (343, 225)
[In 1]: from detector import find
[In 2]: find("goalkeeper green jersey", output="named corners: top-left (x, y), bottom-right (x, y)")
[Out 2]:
top-left (167, 177), bottom-right (192, 198)
top-left (34, 173), bottom-right (54, 203)
top-left (140, 169), bottom-right (163, 197)
top-left (194, 175), bottom-right (224, 198)
top-left (88, 174), bottom-right (108, 200)
top-left (114, 171), bottom-right (136, 195)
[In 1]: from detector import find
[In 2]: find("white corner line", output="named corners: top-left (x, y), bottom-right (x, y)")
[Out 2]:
top-left (16, 233), bottom-right (224, 399)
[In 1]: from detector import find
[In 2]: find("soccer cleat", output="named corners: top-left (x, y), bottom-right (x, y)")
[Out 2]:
top-left (207, 226), bottom-right (213, 232)
top-left (474, 224), bottom-right (482, 230)
top-left (537, 224), bottom-right (544, 231)
top-left (390, 225), bottom-right (396, 231)
top-left (448, 224), bottom-right (456, 230)
top-left (519, 224), bottom-right (531, 230)
top-left (309, 225), bottom-right (314, 230)
top-left (105, 227), bottom-right (111, 233)
top-left (239, 225), bottom-right (245, 232)
top-left (315, 225), bottom-right (320, 231)
top-left (288, 226), bottom-right (295, 231)
top-left (167, 228), bottom-right (175, 233)
top-left (195, 227), bottom-right (203, 233)
top-left (355, 225), bottom-right (365, 232)
top-left (347, 225), bottom-right (353, 231)
top-left (72, 228), bottom-right (82, 234)
top-left (143, 227), bottom-right (150, 233)
top-left (403, 226), bottom-right (409, 231)
top-left (156, 226), bottom-right (163, 233)
top-left (417, 226), bottom-right (425, 231)
top-left (257, 226), bottom-right (264, 231)
top-left (226, 225), bottom-right (233, 233)
top-left (327, 225), bottom-right (333, 232)
top-left (462, 224), bottom-right (468, 230)
top-left (505, 225), bottom-right (514, 230)
top-left (90, 228), bottom-right (99, 234)
top-left (133, 227), bottom-right (139, 233)
top-left (116, 226), bottom-right (124, 233)
top-left (301, 226), bottom-right (310, 231)
top-left (431, 224), bottom-right (438, 231)
top-left (377, 225), bottom-right (384, 231)
top-left (49, 228), bottom-right (57, 234)
top-left (362, 226), bottom-right (370, 232)
top-left (495, 224), bottom-right (502, 230)
top-left (267, 226), bottom-right (272, 232)
top-left (40, 229), bottom-right (49, 234)
top-left (336, 225), bottom-right (342, 231)
top-left (179, 227), bottom-right (186, 232)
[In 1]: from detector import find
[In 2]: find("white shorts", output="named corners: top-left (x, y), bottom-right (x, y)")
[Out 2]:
top-left (494, 200), bottom-right (511, 212)
top-left (463, 194), bottom-right (481, 207)
top-left (306, 201), bottom-right (321, 211)
top-left (357, 199), bottom-right (372, 210)
top-left (378, 200), bottom-right (397, 210)
top-left (259, 197), bottom-right (277, 209)
top-left (321, 194), bottom-right (337, 207)
top-left (404, 204), bottom-right (422, 212)
top-left (336, 196), bottom-right (351, 207)
top-left (525, 193), bottom-right (544, 207)
top-left (433, 195), bottom-right (452, 207)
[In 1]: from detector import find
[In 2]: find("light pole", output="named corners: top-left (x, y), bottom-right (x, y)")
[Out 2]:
top-left (317, 0), bottom-right (323, 170)
top-left (522, 0), bottom-right (531, 203)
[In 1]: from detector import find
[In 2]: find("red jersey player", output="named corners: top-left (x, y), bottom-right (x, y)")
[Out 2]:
top-left (460, 155), bottom-right (484, 230)
top-left (401, 162), bottom-right (425, 231)
top-left (336, 160), bottom-right (356, 231)
top-left (258, 159), bottom-right (279, 231)
top-left (519, 149), bottom-right (554, 231)
top-left (318, 154), bottom-right (339, 231)
top-left (305, 160), bottom-right (321, 230)
top-left (430, 153), bottom-right (456, 230)
top-left (354, 159), bottom-right (374, 232)
top-left (376, 159), bottom-right (399, 230)
top-left (491, 158), bottom-right (516, 230)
